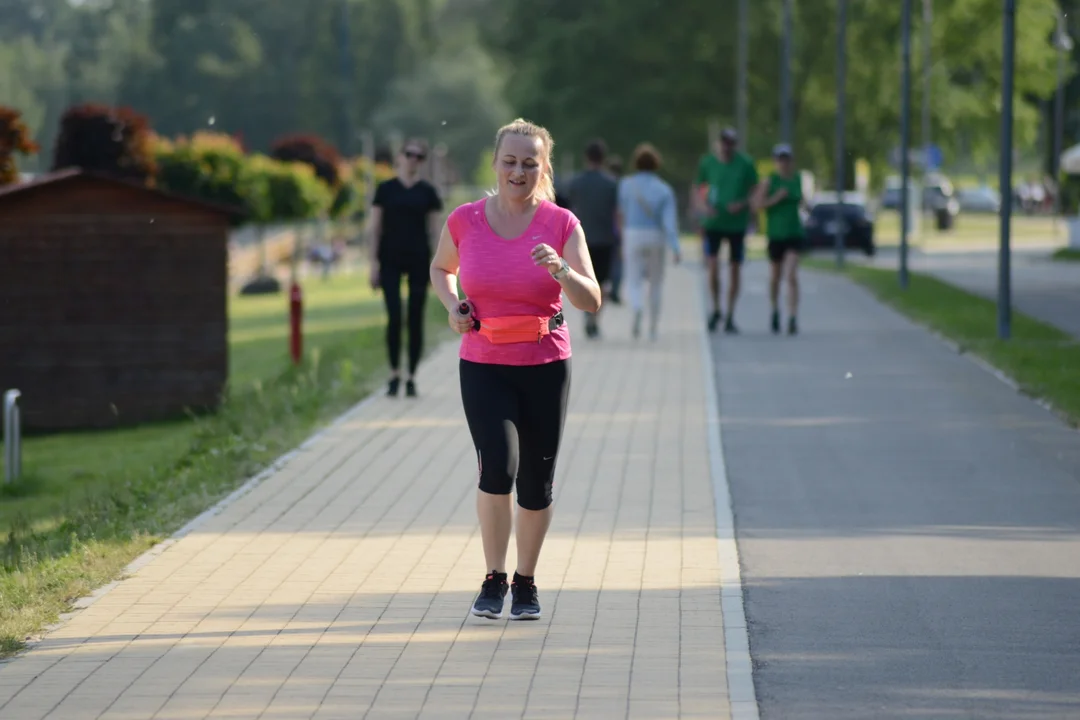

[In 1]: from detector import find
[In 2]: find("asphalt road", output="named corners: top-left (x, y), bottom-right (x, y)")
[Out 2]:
top-left (711, 264), bottom-right (1080, 719)
top-left (865, 246), bottom-right (1080, 339)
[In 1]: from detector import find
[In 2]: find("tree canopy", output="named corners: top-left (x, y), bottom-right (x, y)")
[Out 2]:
top-left (1, 0), bottom-right (1075, 189)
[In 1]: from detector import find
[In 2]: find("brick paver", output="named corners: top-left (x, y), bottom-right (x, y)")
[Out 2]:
top-left (0, 259), bottom-right (735, 720)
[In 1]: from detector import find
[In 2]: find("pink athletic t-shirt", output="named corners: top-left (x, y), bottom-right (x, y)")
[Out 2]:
top-left (448, 197), bottom-right (579, 366)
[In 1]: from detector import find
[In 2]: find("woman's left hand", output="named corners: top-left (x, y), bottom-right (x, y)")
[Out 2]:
top-left (531, 243), bottom-right (563, 274)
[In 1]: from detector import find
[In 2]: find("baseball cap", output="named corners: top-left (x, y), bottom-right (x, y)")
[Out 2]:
top-left (772, 143), bottom-right (793, 158)
top-left (720, 127), bottom-right (738, 143)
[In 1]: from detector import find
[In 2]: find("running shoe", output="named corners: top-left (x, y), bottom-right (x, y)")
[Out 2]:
top-left (510, 573), bottom-right (541, 621)
top-left (771, 310), bottom-right (780, 335)
top-left (788, 316), bottom-right (798, 336)
top-left (471, 571), bottom-right (508, 619)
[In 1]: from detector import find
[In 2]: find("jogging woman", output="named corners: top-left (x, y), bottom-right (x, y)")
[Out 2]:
top-left (429, 118), bottom-right (601, 620)
top-left (753, 143), bottom-right (806, 335)
top-left (369, 139), bottom-right (444, 397)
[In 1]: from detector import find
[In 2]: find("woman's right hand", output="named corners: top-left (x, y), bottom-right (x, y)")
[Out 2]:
top-left (448, 299), bottom-right (474, 335)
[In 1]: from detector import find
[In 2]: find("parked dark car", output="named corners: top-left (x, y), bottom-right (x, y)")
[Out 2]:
top-left (804, 201), bottom-right (876, 256)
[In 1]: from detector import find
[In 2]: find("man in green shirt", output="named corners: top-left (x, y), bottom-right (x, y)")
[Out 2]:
top-left (693, 127), bottom-right (758, 334)
top-left (753, 144), bottom-right (807, 336)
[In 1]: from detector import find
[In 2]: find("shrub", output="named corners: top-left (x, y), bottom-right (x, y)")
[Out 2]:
top-left (0, 106), bottom-right (39, 186)
top-left (153, 131), bottom-right (268, 227)
top-left (270, 134), bottom-right (342, 188)
top-left (249, 154), bottom-right (333, 223)
top-left (52, 104), bottom-right (156, 184)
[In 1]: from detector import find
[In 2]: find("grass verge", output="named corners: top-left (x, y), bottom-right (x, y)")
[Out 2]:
top-left (805, 258), bottom-right (1080, 426)
top-left (1051, 247), bottom-right (1080, 262)
top-left (0, 270), bottom-right (449, 657)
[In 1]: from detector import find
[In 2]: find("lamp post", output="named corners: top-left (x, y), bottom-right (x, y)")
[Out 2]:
top-left (900, 0), bottom-right (913, 289)
top-left (737, 0), bottom-right (749, 144)
top-left (781, 0), bottom-right (793, 144)
top-left (998, 0), bottom-right (1017, 340)
top-left (834, 0), bottom-right (847, 268)
top-left (1053, 8), bottom-right (1073, 230)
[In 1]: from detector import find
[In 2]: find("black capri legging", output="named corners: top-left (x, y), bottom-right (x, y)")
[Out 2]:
top-left (459, 358), bottom-right (572, 511)
top-left (380, 257), bottom-right (429, 375)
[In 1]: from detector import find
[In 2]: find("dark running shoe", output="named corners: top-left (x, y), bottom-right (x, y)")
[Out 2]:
top-left (471, 571), bottom-right (508, 619)
top-left (405, 379), bottom-right (417, 397)
top-left (707, 310), bottom-right (722, 333)
top-left (510, 573), bottom-right (541, 621)
top-left (771, 310), bottom-right (781, 335)
top-left (724, 317), bottom-right (739, 334)
top-left (386, 377), bottom-right (400, 397)
top-left (788, 316), bottom-right (799, 336)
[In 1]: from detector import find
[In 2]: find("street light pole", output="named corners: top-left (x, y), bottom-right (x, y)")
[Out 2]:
top-left (922, 0), bottom-right (931, 161)
top-left (834, 0), bottom-right (847, 268)
top-left (1053, 10), bottom-right (1073, 228)
top-left (737, 0), bottom-right (748, 144)
top-left (921, 0), bottom-right (932, 236)
top-left (998, 0), bottom-right (1017, 340)
top-left (900, 0), bottom-right (912, 289)
top-left (781, 0), bottom-right (793, 144)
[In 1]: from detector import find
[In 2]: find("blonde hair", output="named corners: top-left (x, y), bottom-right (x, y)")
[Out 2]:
top-left (492, 118), bottom-right (556, 202)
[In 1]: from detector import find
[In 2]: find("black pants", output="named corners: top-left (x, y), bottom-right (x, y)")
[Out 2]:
top-left (381, 257), bottom-right (429, 375)
top-left (589, 245), bottom-right (615, 288)
top-left (459, 358), bottom-right (571, 511)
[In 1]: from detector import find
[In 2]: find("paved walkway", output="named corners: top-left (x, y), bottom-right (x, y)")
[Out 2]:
top-left (0, 258), bottom-right (744, 719)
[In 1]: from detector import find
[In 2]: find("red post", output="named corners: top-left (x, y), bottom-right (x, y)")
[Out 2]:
top-left (289, 280), bottom-right (303, 365)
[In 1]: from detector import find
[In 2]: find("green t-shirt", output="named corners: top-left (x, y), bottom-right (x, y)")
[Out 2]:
top-left (696, 152), bottom-right (759, 233)
top-left (765, 172), bottom-right (804, 240)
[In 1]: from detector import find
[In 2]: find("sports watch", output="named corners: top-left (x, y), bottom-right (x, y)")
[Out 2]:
top-left (552, 257), bottom-right (570, 280)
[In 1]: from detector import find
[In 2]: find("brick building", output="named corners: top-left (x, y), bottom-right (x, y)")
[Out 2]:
top-left (0, 169), bottom-right (239, 430)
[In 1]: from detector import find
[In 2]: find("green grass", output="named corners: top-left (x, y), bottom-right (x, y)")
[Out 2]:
top-left (806, 259), bottom-right (1080, 426)
top-left (0, 268), bottom-right (449, 657)
top-left (1051, 247), bottom-right (1080, 262)
top-left (872, 212), bottom-right (1063, 248)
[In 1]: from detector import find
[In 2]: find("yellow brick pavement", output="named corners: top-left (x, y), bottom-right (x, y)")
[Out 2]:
top-left (0, 260), bottom-right (743, 720)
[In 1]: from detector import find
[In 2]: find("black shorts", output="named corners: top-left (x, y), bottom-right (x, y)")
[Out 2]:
top-left (459, 358), bottom-right (571, 511)
top-left (767, 238), bottom-right (805, 263)
top-left (588, 245), bottom-right (615, 287)
top-left (704, 230), bottom-right (746, 264)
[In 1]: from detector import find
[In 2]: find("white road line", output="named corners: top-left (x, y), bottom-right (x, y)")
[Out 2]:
top-left (696, 266), bottom-right (761, 720)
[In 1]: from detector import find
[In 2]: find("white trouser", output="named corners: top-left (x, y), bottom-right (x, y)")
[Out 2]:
top-left (623, 228), bottom-right (667, 332)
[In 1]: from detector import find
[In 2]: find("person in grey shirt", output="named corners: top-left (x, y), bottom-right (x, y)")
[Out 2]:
top-left (568, 139), bottom-right (619, 339)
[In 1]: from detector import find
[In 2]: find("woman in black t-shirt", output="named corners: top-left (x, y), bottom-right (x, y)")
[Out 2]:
top-left (369, 139), bottom-right (444, 397)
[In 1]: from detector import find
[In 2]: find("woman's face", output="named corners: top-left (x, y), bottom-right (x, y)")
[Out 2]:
top-left (777, 155), bottom-right (794, 174)
top-left (494, 133), bottom-right (546, 200)
top-left (400, 145), bottom-right (425, 174)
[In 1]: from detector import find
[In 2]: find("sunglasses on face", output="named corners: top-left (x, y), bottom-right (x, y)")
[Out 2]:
top-left (404, 150), bottom-right (426, 161)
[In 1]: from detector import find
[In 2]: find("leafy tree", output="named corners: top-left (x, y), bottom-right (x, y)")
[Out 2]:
top-left (0, 35), bottom-right (68, 173)
top-left (52, 103), bottom-right (156, 183)
top-left (484, 0), bottom-right (1064, 193)
top-left (0, 106), bottom-right (39, 185)
top-left (371, 43), bottom-right (510, 181)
